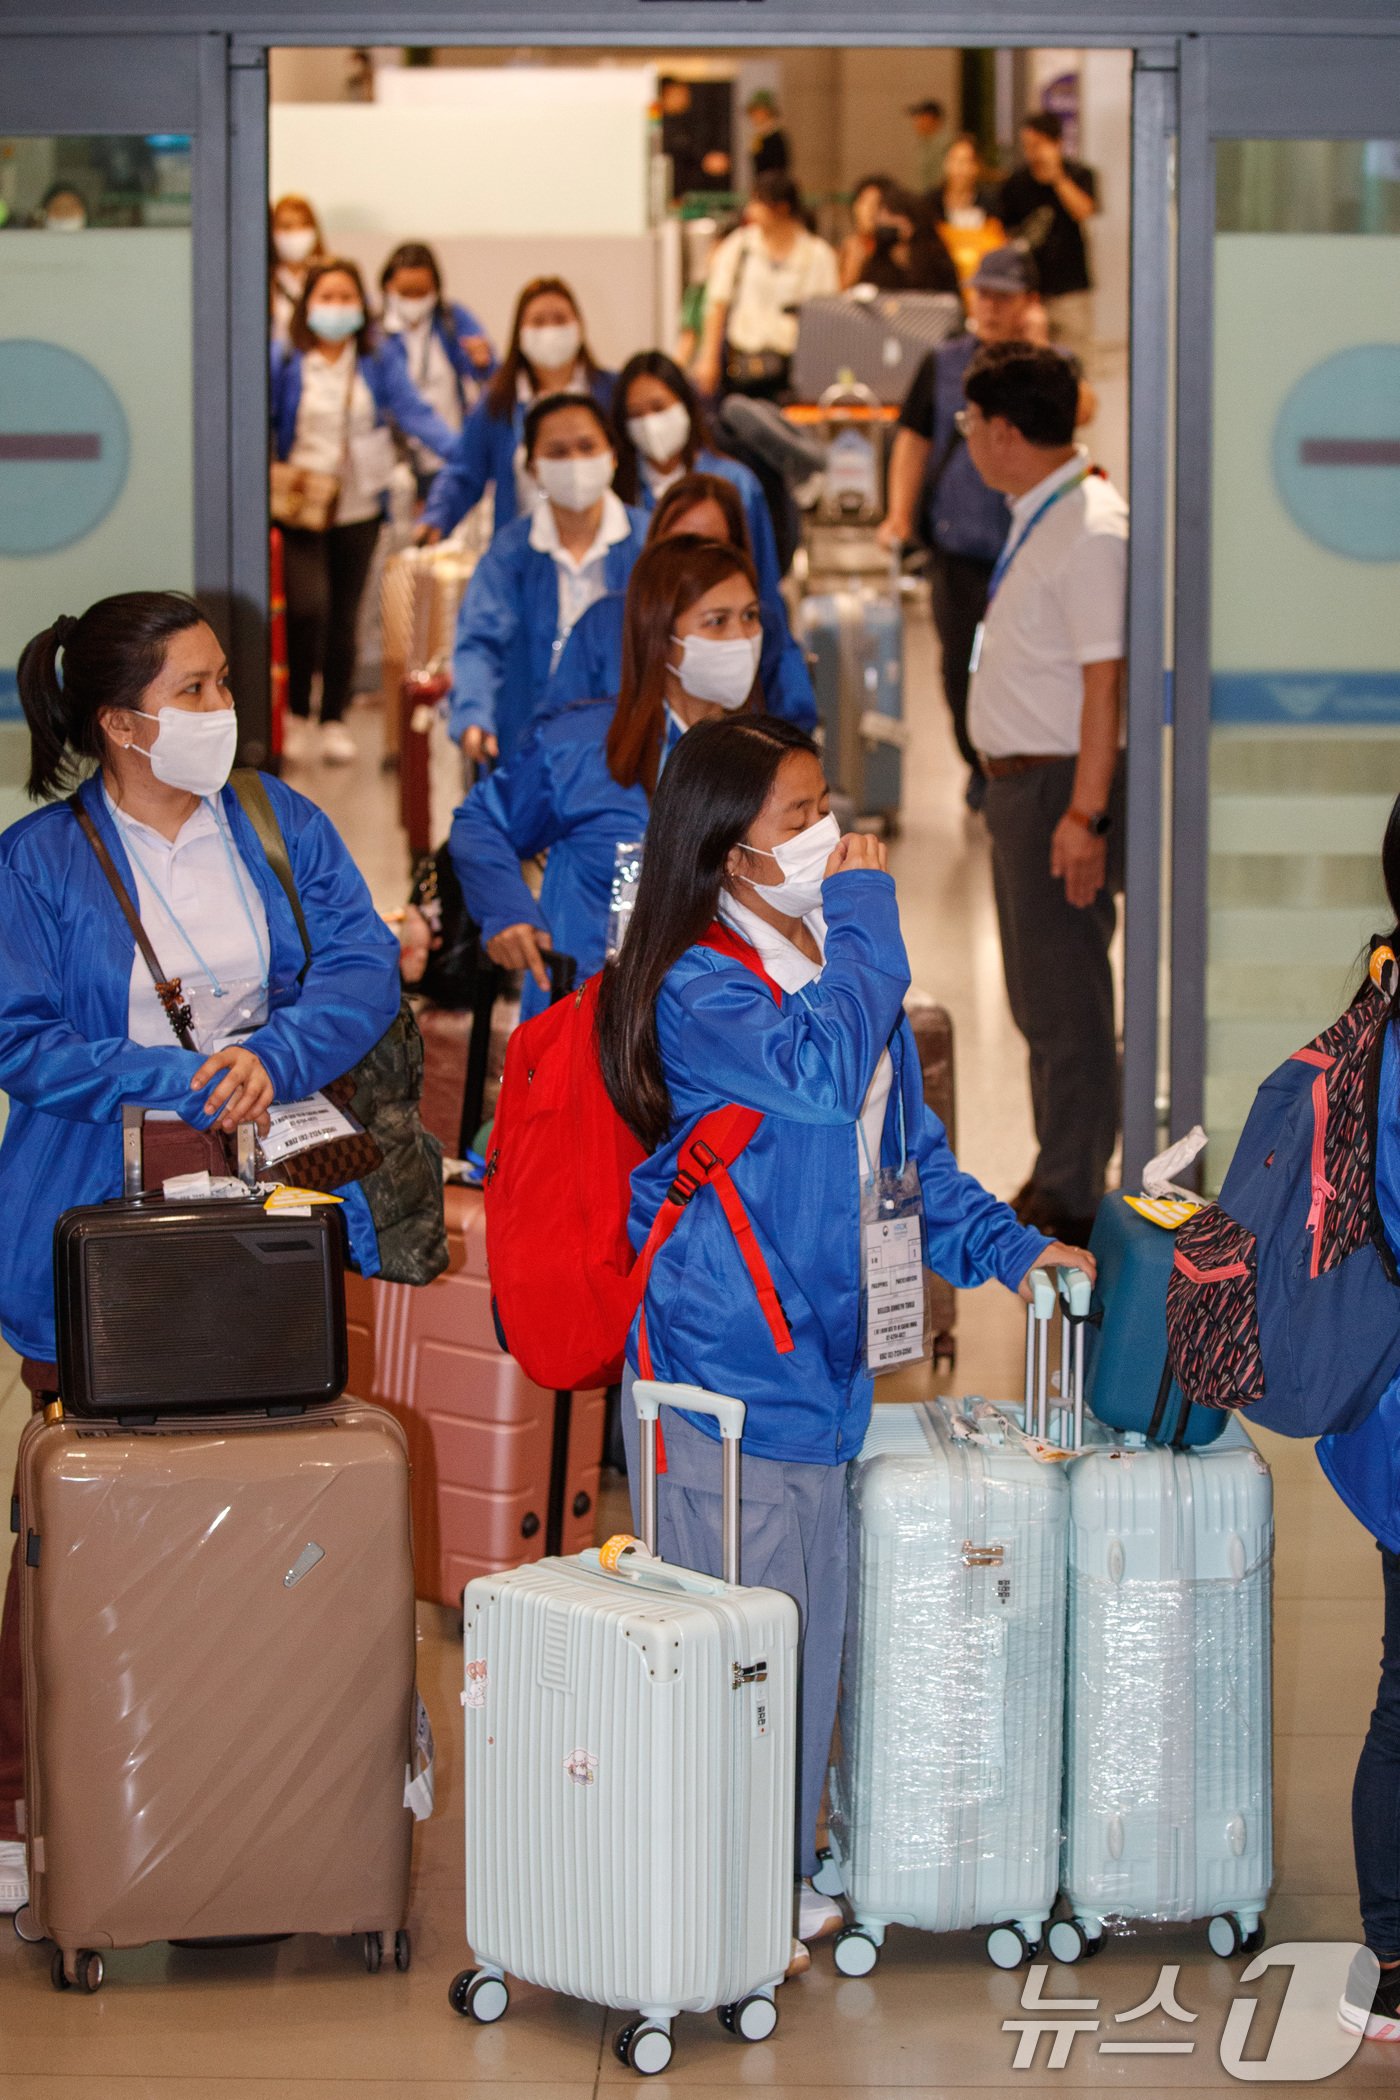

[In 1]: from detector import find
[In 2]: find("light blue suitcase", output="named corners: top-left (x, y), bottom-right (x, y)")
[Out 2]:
top-left (815, 1278), bottom-right (1072, 1974)
top-left (795, 585), bottom-right (905, 828)
top-left (1050, 1413), bottom-right (1274, 1963)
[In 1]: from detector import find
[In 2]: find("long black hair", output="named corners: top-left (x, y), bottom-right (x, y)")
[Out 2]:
top-left (611, 351), bottom-right (711, 506)
top-left (16, 592), bottom-right (205, 802)
top-left (596, 715), bottom-right (818, 1150)
top-left (379, 240), bottom-right (451, 329)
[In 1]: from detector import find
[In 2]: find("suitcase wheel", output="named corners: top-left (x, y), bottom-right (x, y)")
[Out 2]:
top-left (985, 1924), bottom-right (1038, 1970)
top-left (811, 1846), bottom-right (844, 1900)
top-left (363, 1932), bottom-right (383, 1974)
top-left (51, 1947), bottom-right (102, 1993)
top-left (394, 1928), bottom-right (412, 1973)
top-left (719, 1992), bottom-right (779, 2043)
top-left (615, 2020), bottom-right (673, 2076)
top-left (832, 1926), bottom-right (879, 1977)
top-left (12, 1903), bottom-right (44, 1946)
top-left (451, 1967), bottom-right (509, 2023)
top-left (1046, 1918), bottom-right (1104, 1965)
top-left (1207, 1912), bottom-right (1265, 1959)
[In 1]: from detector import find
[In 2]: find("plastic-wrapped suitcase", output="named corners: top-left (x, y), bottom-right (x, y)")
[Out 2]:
top-left (380, 543), bottom-right (477, 764)
top-left (453, 1381), bottom-right (798, 2075)
top-left (791, 291), bottom-right (964, 405)
top-left (906, 992), bottom-right (957, 1369)
top-left (16, 1399), bottom-right (419, 1987)
top-left (1084, 1193), bottom-right (1226, 1446)
top-left (795, 582), bottom-right (905, 828)
top-left (343, 1186), bottom-right (605, 1609)
top-left (816, 1276), bottom-right (1071, 1974)
top-left (1049, 1411), bottom-right (1273, 1964)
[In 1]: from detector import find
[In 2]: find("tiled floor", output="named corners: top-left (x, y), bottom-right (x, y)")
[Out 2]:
top-left (0, 559), bottom-right (1391, 2092)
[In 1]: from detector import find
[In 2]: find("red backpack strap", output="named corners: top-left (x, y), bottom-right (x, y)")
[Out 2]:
top-left (697, 921), bottom-right (783, 1005)
top-left (633, 1102), bottom-right (793, 1380)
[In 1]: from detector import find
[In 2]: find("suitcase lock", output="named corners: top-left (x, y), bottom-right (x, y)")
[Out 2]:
top-left (961, 1541), bottom-right (1005, 1567)
top-left (732, 1661), bottom-right (767, 1689)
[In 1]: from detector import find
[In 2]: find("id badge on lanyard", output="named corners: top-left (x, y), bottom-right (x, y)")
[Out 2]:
top-left (860, 1154), bottom-right (930, 1375)
top-left (606, 839), bottom-right (645, 959)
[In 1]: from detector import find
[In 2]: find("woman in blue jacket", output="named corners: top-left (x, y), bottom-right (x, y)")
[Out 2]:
top-left (593, 714), bottom-right (1089, 1947)
top-left (612, 350), bottom-right (784, 604)
top-left (448, 392), bottom-right (647, 764)
top-left (549, 472), bottom-right (816, 731)
top-left (376, 241), bottom-right (496, 497)
top-left (270, 256), bottom-right (457, 765)
top-left (0, 591), bottom-right (401, 1917)
top-left (418, 276), bottom-right (615, 545)
top-left (452, 534), bottom-right (762, 1022)
top-left (1320, 797), bottom-right (1400, 2044)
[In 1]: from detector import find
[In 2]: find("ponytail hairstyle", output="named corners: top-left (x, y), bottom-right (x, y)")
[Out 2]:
top-left (605, 536), bottom-right (760, 797)
top-left (596, 714), bottom-right (818, 1150)
top-left (611, 351), bottom-right (710, 506)
top-left (16, 591), bottom-right (205, 802)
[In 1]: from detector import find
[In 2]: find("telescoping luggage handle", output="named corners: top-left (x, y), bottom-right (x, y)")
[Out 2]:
top-left (633, 1379), bottom-right (746, 1587)
top-left (1022, 1264), bottom-right (1092, 1451)
top-left (121, 1104), bottom-right (256, 1199)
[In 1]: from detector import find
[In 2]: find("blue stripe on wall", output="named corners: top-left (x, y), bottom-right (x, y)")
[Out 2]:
top-left (1213, 672), bottom-right (1400, 726)
top-left (0, 672), bottom-right (19, 725)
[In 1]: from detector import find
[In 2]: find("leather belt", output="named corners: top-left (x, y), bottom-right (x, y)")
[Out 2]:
top-left (979, 752), bottom-right (1071, 780)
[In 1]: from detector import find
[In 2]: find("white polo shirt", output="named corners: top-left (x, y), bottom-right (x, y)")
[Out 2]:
top-left (967, 447), bottom-right (1128, 760)
top-left (528, 487), bottom-right (634, 655)
top-left (289, 344), bottom-right (381, 525)
top-left (706, 224), bottom-right (840, 357)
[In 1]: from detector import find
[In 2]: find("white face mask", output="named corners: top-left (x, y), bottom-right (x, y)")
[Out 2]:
top-left (628, 402), bottom-right (692, 467)
top-left (389, 291), bottom-right (437, 328)
top-left (520, 320), bottom-right (582, 373)
top-left (127, 705), bottom-right (239, 798)
top-left (274, 226), bottom-right (317, 265)
top-left (670, 632), bottom-right (760, 711)
top-left (47, 213), bottom-right (86, 233)
top-left (738, 810), bottom-right (840, 919)
top-left (535, 450), bottom-right (615, 514)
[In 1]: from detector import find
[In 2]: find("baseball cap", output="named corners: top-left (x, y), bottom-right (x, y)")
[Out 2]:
top-left (969, 245), bottom-right (1039, 295)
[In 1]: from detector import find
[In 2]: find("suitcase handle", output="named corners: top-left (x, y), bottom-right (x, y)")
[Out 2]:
top-left (1054, 1265), bottom-right (1092, 1452)
top-left (121, 1104), bottom-right (257, 1199)
top-left (632, 1379), bottom-right (746, 1586)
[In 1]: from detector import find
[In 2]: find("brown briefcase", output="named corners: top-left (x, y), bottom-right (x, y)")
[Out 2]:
top-left (906, 992), bottom-right (958, 1368)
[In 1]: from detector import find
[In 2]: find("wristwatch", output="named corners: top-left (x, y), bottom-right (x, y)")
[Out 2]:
top-left (1067, 806), bottom-right (1113, 838)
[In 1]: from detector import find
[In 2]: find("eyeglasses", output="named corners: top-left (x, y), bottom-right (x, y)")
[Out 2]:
top-left (953, 408), bottom-right (974, 437)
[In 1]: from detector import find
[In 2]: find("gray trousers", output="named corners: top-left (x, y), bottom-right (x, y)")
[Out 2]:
top-left (983, 756), bottom-right (1125, 1218)
top-left (621, 1376), bottom-right (848, 1881)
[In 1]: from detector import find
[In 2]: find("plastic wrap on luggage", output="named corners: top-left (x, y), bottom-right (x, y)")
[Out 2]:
top-left (828, 1401), bottom-right (1067, 1928)
top-left (1061, 1424), bottom-right (1274, 1934)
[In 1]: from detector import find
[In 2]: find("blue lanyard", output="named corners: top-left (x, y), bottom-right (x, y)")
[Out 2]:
top-left (118, 801), bottom-right (269, 999)
top-left (985, 466), bottom-right (1092, 609)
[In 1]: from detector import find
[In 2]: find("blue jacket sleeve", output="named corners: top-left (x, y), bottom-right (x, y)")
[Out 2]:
top-left (369, 352), bottom-right (458, 461)
top-left (448, 539), bottom-right (520, 742)
top-left (450, 736), bottom-right (566, 943)
top-left (422, 398), bottom-right (498, 535)
top-left (450, 301), bottom-right (497, 377)
top-left (741, 477), bottom-right (784, 604)
top-left (903, 1030), bottom-right (1050, 1291)
top-left (658, 871), bottom-right (909, 1123)
top-left (760, 601), bottom-right (818, 730)
top-left (0, 866), bottom-right (210, 1124)
top-left (237, 788), bottom-right (401, 1102)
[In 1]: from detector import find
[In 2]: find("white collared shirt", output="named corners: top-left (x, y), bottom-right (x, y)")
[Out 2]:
top-left (106, 791), bottom-right (271, 1054)
top-left (967, 446), bottom-right (1128, 760)
top-left (716, 891), bottom-right (894, 1177)
top-left (529, 487), bottom-right (633, 653)
top-left (388, 315), bottom-right (463, 463)
top-left (290, 344), bottom-right (380, 524)
top-left (706, 225), bottom-right (840, 356)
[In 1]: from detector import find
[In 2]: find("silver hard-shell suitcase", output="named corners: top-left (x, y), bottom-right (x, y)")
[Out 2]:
top-left (454, 1381), bottom-right (799, 2076)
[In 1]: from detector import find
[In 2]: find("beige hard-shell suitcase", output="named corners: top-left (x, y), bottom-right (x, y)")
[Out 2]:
top-left (17, 1401), bottom-right (419, 1990)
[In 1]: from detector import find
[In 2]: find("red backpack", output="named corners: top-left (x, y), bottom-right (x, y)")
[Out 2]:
top-left (482, 924), bottom-right (795, 1392)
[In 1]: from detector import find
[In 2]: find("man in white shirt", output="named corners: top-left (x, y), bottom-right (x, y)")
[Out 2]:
top-left (961, 341), bottom-right (1127, 1242)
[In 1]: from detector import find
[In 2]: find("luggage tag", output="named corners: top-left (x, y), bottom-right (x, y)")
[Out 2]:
top-left (606, 839), bottom-right (645, 959)
top-left (860, 1110), bottom-right (930, 1374)
top-left (403, 1690), bottom-right (436, 1822)
top-left (968, 621), bottom-right (985, 676)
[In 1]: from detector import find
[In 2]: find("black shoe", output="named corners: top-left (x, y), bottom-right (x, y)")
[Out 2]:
top-left (1339, 1951), bottom-right (1400, 2041)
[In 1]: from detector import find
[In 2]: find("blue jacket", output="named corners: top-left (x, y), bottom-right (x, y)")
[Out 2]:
top-left (634, 449), bottom-right (784, 604)
top-left (448, 504), bottom-right (649, 760)
top-left (270, 342), bottom-right (458, 471)
top-left (1318, 1024), bottom-right (1400, 1551)
top-left (375, 300), bottom-right (498, 424)
top-left (451, 699), bottom-right (684, 1024)
top-left (420, 368), bottom-right (618, 542)
top-left (0, 773), bottom-right (402, 1362)
top-left (548, 590), bottom-right (817, 733)
top-left (625, 871), bottom-right (1048, 1465)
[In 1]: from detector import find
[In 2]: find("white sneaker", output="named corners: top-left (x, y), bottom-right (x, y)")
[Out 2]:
top-left (797, 1880), bottom-right (842, 1942)
top-left (281, 714), bottom-right (310, 761)
top-left (320, 721), bottom-right (357, 766)
top-left (0, 1839), bottom-right (28, 1915)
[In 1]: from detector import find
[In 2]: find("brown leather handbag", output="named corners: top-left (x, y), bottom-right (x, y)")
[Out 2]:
top-left (269, 461), bottom-right (340, 532)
